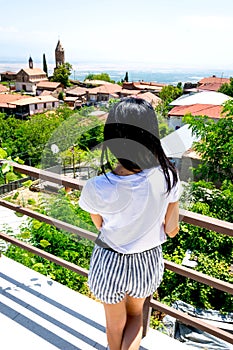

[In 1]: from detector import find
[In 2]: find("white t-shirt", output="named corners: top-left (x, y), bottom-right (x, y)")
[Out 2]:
top-left (79, 166), bottom-right (180, 254)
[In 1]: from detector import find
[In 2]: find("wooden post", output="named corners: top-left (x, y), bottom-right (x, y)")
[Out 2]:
top-left (142, 295), bottom-right (152, 338)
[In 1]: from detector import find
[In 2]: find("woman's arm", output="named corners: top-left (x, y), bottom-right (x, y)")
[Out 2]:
top-left (90, 213), bottom-right (103, 230)
top-left (164, 201), bottom-right (179, 238)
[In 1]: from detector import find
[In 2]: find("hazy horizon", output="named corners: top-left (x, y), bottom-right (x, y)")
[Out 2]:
top-left (1, 0), bottom-right (233, 72)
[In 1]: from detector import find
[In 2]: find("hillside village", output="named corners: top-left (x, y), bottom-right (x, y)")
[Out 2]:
top-left (0, 40), bottom-right (232, 183)
top-left (0, 40), bottom-right (232, 123)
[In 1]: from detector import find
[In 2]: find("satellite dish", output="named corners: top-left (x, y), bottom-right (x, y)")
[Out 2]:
top-left (51, 144), bottom-right (59, 154)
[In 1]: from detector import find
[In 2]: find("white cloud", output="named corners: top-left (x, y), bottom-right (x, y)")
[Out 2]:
top-left (0, 26), bottom-right (18, 33)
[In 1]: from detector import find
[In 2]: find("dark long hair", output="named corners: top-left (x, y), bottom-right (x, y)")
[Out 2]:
top-left (100, 97), bottom-right (178, 193)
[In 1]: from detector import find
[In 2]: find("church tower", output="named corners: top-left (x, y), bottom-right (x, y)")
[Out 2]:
top-left (55, 40), bottom-right (65, 68)
top-left (29, 56), bottom-right (33, 69)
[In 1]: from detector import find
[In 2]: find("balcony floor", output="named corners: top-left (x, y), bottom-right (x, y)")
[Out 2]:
top-left (0, 254), bottom-right (194, 350)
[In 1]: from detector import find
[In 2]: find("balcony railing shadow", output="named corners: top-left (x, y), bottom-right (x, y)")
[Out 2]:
top-left (0, 160), bottom-right (233, 346)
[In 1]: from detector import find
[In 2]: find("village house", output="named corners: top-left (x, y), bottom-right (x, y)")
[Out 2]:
top-left (13, 95), bottom-right (59, 117)
top-left (87, 83), bottom-right (122, 104)
top-left (15, 57), bottom-right (48, 94)
top-left (183, 75), bottom-right (231, 94)
top-left (197, 75), bottom-right (230, 92)
top-left (168, 91), bottom-right (232, 130)
top-left (122, 81), bottom-right (166, 96)
top-left (0, 94), bottom-right (31, 115)
top-left (0, 71), bottom-right (17, 82)
top-left (0, 93), bottom-right (59, 117)
top-left (65, 86), bottom-right (87, 108)
top-left (36, 81), bottom-right (62, 95)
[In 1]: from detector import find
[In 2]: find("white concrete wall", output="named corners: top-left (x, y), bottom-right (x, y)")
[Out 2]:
top-left (15, 82), bottom-right (36, 93)
top-left (168, 116), bottom-right (184, 130)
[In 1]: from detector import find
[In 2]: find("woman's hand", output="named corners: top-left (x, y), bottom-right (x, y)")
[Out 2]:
top-left (164, 201), bottom-right (179, 238)
top-left (90, 213), bottom-right (103, 230)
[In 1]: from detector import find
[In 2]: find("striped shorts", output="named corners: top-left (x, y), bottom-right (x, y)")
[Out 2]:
top-left (88, 245), bottom-right (164, 304)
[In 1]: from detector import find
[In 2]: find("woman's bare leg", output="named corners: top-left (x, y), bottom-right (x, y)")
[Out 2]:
top-left (121, 295), bottom-right (146, 350)
top-left (103, 298), bottom-right (127, 350)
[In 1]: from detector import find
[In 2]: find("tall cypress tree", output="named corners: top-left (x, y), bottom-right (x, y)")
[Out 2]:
top-left (124, 71), bottom-right (129, 82)
top-left (43, 53), bottom-right (48, 76)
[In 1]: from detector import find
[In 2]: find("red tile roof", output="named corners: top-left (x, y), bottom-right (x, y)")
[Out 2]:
top-left (198, 83), bottom-right (227, 92)
top-left (0, 85), bottom-right (8, 93)
top-left (20, 68), bottom-right (47, 76)
top-left (66, 86), bottom-right (87, 96)
top-left (0, 93), bottom-right (31, 108)
top-left (89, 83), bottom-right (122, 95)
top-left (168, 104), bottom-right (224, 119)
top-left (36, 81), bottom-right (61, 89)
top-left (137, 92), bottom-right (161, 107)
top-left (198, 76), bottom-right (230, 85)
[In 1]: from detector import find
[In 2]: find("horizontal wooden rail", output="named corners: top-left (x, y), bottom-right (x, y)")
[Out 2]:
top-left (180, 208), bottom-right (233, 237)
top-left (0, 160), bottom-right (83, 190)
top-left (0, 198), bottom-right (232, 296)
top-left (0, 199), bottom-right (97, 242)
top-left (0, 231), bottom-right (89, 277)
top-left (1, 160), bottom-right (232, 237)
top-left (164, 260), bottom-right (233, 295)
top-left (150, 300), bottom-right (233, 345)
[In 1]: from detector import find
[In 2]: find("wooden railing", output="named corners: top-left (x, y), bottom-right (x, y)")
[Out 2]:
top-left (0, 160), bottom-right (233, 345)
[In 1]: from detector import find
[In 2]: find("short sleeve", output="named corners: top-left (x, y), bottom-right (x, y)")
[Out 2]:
top-left (168, 177), bottom-right (181, 203)
top-left (78, 179), bottom-right (99, 214)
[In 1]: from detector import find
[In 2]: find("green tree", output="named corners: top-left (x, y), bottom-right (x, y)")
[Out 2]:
top-left (218, 77), bottom-right (233, 97)
top-left (156, 84), bottom-right (183, 117)
top-left (183, 100), bottom-right (233, 183)
top-left (51, 62), bottom-right (72, 87)
top-left (124, 71), bottom-right (129, 82)
top-left (84, 72), bottom-right (114, 83)
top-left (43, 53), bottom-right (48, 76)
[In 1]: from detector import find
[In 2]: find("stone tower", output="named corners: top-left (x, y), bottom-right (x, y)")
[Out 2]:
top-left (55, 40), bottom-right (65, 68)
top-left (29, 56), bottom-right (33, 69)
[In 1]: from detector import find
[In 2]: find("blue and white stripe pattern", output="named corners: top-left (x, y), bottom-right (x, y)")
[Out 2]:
top-left (88, 245), bottom-right (164, 304)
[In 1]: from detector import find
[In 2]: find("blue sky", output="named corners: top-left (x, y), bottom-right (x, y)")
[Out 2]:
top-left (1, 0), bottom-right (233, 70)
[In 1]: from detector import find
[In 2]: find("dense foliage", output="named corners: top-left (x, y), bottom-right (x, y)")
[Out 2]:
top-left (84, 72), bottom-right (114, 83)
top-left (0, 106), bottom-right (104, 168)
top-left (159, 180), bottom-right (233, 312)
top-left (156, 84), bottom-right (183, 117)
top-left (183, 100), bottom-right (233, 183)
top-left (51, 62), bottom-right (73, 87)
top-left (218, 77), bottom-right (233, 97)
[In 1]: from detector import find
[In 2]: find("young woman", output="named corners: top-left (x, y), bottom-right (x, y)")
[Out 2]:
top-left (79, 97), bottom-right (180, 350)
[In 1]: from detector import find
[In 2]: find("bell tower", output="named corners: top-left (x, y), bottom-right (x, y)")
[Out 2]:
top-left (55, 40), bottom-right (65, 68)
top-left (29, 56), bottom-right (33, 69)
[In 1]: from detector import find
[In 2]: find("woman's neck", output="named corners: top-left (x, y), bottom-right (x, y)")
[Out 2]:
top-left (113, 163), bottom-right (141, 176)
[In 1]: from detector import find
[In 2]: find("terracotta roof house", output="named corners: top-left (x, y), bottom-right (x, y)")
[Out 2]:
top-left (0, 93), bottom-right (31, 114)
top-left (0, 94), bottom-right (59, 117)
top-left (36, 81), bottom-right (62, 95)
top-left (168, 91), bottom-right (231, 130)
top-left (169, 104), bottom-right (224, 119)
top-left (0, 71), bottom-right (17, 82)
top-left (0, 85), bottom-right (9, 93)
top-left (87, 83), bottom-right (122, 104)
top-left (13, 95), bottom-right (59, 117)
top-left (197, 75), bottom-right (230, 92)
top-left (122, 81), bottom-right (166, 95)
top-left (16, 68), bottom-right (48, 94)
top-left (119, 89), bottom-right (141, 98)
top-left (136, 92), bottom-right (162, 108)
top-left (66, 86), bottom-right (87, 98)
